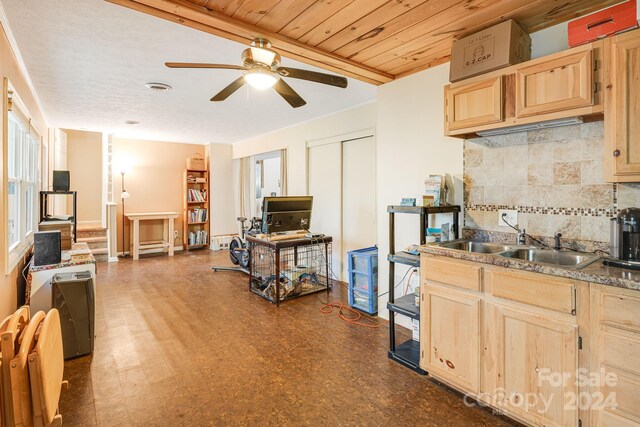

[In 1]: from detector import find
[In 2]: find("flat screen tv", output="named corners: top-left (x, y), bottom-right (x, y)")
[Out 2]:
top-left (261, 196), bottom-right (313, 234)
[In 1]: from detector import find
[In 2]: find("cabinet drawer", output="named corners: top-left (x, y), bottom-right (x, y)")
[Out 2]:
top-left (599, 411), bottom-right (639, 427)
top-left (423, 256), bottom-right (481, 291)
top-left (485, 268), bottom-right (575, 314)
top-left (601, 289), bottom-right (640, 332)
top-left (600, 368), bottom-right (640, 426)
top-left (602, 327), bottom-right (640, 377)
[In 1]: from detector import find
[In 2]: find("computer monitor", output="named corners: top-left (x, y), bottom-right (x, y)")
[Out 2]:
top-left (261, 196), bottom-right (313, 234)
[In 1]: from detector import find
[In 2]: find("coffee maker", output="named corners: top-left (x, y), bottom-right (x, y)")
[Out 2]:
top-left (606, 208), bottom-right (640, 269)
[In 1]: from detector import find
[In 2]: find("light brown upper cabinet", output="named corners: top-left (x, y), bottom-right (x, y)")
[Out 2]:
top-left (515, 47), bottom-right (594, 117)
top-left (604, 29), bottom-right (640, 182)
top-left (444, 41), bottom-right (603, 138)
top-left (445, 76), bottom-right (503, 132)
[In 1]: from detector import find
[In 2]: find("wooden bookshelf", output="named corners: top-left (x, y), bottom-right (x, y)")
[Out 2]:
top-left (183, 169), bottom-right (210, 251)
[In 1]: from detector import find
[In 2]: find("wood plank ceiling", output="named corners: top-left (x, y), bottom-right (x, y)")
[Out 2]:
top-left (106, 0), bottom-right (622, 85)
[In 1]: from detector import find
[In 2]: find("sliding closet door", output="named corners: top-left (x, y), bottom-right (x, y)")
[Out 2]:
top-left (308, 143), bottom-right (342, 281)
top-left (342, 136), bottom-right (376, 280)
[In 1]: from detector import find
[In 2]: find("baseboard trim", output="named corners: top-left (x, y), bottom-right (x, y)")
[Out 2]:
top-left (76, 220), bottom-right (103, 229)
top-left (117, 246), bottom-right (188, 257)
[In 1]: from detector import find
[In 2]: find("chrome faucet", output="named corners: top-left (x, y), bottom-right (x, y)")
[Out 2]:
top-left (554, 233), bottom-right (562, 250)
top-left (517, 228), bottom-right (526, 245)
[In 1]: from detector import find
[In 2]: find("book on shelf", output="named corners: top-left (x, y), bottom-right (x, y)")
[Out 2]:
top-left (187, 188), bottom-right (207, 202)
top-left (188, 208), bottom-right (208, 224)
top-left (188, 230), bottom-right (208, 246)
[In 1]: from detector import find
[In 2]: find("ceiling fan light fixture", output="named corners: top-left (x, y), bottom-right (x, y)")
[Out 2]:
top-left (250, 46), bottom-right (277, 65)
top-left (243, 68), bottom-right (279, 90)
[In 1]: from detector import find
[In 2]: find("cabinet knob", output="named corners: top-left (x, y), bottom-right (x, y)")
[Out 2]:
top-left (613, 149), bottom-right (621, 157)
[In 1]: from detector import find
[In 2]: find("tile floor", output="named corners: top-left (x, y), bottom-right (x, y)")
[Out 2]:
top-left (59, 250), bottom-right (514, 426)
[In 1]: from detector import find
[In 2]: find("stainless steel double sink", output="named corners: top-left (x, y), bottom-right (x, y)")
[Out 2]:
top-left (436, 240), bottom-right (600, 270)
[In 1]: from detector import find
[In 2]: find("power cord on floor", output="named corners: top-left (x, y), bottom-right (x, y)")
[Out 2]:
top-left (320, 302), bottom-right (387, 329)
top-left (304, 229), bottom-right (392, 329)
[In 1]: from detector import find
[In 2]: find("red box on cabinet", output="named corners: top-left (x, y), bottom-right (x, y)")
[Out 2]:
top-left (568, 0), bottom-right (638, 47)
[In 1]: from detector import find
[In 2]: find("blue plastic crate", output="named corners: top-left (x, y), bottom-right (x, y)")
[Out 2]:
top-left (347, 247), bottom-right (378, 315)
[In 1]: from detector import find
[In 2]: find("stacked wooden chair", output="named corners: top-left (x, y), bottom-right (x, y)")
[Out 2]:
top-left (0, 307), bottom-right (67, 427)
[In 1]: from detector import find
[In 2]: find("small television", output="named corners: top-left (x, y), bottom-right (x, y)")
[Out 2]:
top-left (261, 196), bottom-right (313, 234)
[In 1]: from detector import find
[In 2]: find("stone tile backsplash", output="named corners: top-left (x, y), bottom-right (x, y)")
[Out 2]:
top-left (463, 121), bottom-right (640, 246)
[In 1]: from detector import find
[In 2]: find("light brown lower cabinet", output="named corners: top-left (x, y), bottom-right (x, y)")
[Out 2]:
top-left (421, 282), bottom-right (481, 394)
top-left (590, 285), bottom-right (640, 427)
top-left (420, 255), bottom-right (640, 426)
top-left (482, 301), bottom-right (579, 426)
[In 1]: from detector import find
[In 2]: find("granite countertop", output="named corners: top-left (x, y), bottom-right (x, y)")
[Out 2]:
top-left (419, 242), bottom-right (640, 292)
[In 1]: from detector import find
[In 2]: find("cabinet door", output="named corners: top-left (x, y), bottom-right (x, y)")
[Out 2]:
top-left (604, 29), bottom-right (640, 182)
top-left (483, 302), bottom-right (578, 426)
top-left (445, 76), bottom-right (503, 131)
top-left (516, 48), bottom-right (594, 117)
top-left (423, 282), bottom-right (480, 394)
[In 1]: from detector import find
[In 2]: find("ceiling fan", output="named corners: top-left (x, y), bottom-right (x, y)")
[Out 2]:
top-left (165, 38), bottom-right (348, 108)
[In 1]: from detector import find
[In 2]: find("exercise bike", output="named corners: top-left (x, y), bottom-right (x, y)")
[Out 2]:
top-left (212, 216), bottom-right (261, 274)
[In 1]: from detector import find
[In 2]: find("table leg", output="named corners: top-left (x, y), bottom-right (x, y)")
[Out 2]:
top-left (325, 242), bottom-right (330, 298)
top-left (163, 219), bottom-right (168, 254)
top-left (168, 218), bottom-right (175, 256)
top-left (275, 248), bottom-right (280, 307)
top-left (73, 192), bottom-right (78, 243)
top-left (132, 219), bottom-right (140, 260)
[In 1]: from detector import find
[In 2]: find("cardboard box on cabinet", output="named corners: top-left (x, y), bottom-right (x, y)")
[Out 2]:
top-left (449, 19), bottom-right (531, 82)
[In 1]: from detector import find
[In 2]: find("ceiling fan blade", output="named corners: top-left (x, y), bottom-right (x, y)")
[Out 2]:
top-left (165, 62), bottom-right (245, 70)
top-left (276, 67), bottom-right (347, 88)
top-left (211, 77), bottom-right (246, 102)
top-left (274, 79), bottom-right (306, 108)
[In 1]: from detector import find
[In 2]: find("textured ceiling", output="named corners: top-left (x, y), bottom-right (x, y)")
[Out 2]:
top-left (2, 0), bottom-right (376, 144)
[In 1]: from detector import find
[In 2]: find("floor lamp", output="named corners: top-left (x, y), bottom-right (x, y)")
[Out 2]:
top-left (120, 171), bottom-right (130, 258)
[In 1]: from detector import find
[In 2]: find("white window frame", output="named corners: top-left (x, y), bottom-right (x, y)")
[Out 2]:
top-left (5, 82), bottom-right (40, 273)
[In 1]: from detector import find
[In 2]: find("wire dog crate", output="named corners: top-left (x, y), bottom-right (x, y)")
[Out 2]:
top-left (247, 236), bottom-right (332, 306)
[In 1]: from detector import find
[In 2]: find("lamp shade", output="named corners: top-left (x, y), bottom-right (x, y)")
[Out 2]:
top-left (116, 156), bottom-right (133, 175)
top-left (244, 69), bottom-right (279, 90)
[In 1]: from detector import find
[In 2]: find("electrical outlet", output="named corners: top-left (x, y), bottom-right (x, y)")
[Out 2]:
top-left (499, 209), bottom-right (518, 227)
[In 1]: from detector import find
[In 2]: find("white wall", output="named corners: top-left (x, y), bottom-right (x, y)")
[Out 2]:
top-left (209, 143), bottom-right (237, 237)
top-left (232, 102), bottom-right (377, 196)
top-left (376, 63), bottom-right (464, 322)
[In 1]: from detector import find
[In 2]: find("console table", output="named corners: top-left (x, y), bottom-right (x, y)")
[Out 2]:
top-left (247, 235), bottom-right (332, 306)
top-left (125, 212), bottom-right (179, 260)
